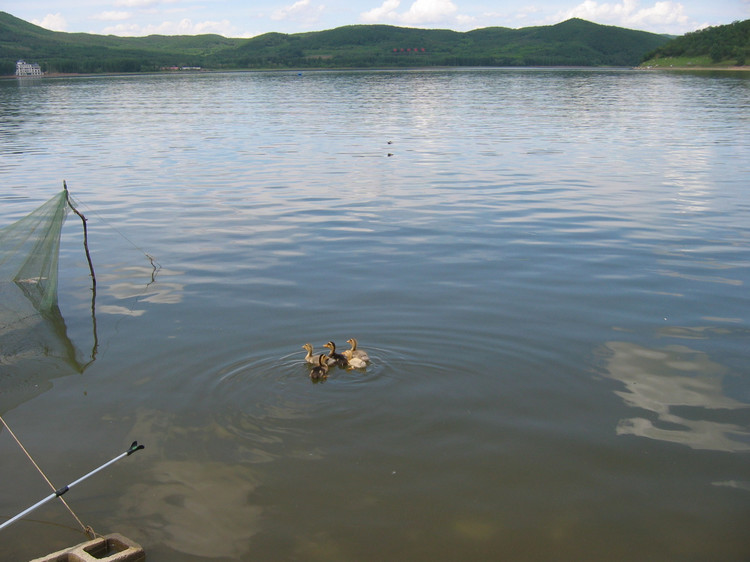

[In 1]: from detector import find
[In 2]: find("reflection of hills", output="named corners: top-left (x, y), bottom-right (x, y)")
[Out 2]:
top-left (603, 341), bottom-right (750, 452)
top-left (112, 409), bottom-right (262, 559)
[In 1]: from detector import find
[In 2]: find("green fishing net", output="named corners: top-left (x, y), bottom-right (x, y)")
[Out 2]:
top-left (0, 191), bottom-right (88, 412)
top-left (0, 191), bottom-right (68, 315)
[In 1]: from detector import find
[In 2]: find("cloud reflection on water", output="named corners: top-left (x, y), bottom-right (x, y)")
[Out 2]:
top-left (603, 341), bottom-right (750, 452)
top-left (114, 408), bottom-right (262, 559)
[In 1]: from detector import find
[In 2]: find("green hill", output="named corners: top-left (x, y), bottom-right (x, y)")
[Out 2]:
top-left (1, 11), bottom-right (672, 74)
top-left (0, 11), bottom-right (240, 74)
top-left (229, 19), bottom-right (671, 68)
top-left (641, 19), bottom-right (750, 68)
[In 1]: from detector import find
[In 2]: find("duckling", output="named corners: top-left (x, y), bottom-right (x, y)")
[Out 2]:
top-left (344, 338), bottom-right (370, 362)
top-left (323, 341), bottom-right (348, 368)
top-left (302, 343), bottom-right (317, 364)
top-left (309, 354), bottom-right (329, 382)
top-left (341, 346), bottom-right (367, 369)
top-left (346, 355), bottom-right (367, 369)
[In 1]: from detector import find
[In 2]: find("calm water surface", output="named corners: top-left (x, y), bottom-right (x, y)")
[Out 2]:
top-left (1, 68), bottom-right (749, 561)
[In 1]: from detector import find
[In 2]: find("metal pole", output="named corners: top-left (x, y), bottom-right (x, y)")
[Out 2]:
top-left (0, 441), bottom-right (144, 532)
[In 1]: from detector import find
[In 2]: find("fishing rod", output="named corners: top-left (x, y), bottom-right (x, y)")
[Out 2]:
top-left (0, 441), bottom-right (144, 532)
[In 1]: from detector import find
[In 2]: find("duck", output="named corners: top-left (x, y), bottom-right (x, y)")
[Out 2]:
top-left (302, 343), bottom-right (318, 364)
top-left (345, 355), bottom-right (367, 369)
top-left (344, 338), bottom-right (370, 363)
top-left (323, 341), bottom-right (348, 368)
top-left (309, 354), bottom-right (329, 382)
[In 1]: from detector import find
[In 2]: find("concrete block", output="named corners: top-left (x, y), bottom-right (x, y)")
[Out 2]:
top-left (30, 533), bottom-right (145, 562)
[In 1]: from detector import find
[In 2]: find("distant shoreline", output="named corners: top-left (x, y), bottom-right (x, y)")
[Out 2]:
top-left (637, 65), bottom-right (750, 71)
top-left (4, 65), bottom-right (750, 80)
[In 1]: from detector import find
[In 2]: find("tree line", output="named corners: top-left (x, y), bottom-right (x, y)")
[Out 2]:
top-left (643, 19), bottom-right (750, 66)
top-left (8, 11), bottom-right (746, 75)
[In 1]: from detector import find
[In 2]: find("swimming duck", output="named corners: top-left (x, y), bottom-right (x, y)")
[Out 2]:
top-left (344, 338), bottom-right (370, 362)
top-left (346, 355), bottom-right (367, 369)
top-left (323, 341), bottom-right (348, 368)
top-left (309, 354), bottom-right (329, 382)
top-left (302, 343), bottom-right (318, 364)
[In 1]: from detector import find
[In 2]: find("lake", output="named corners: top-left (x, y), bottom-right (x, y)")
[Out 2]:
top-left (1, 68), bottom-right (749, 561)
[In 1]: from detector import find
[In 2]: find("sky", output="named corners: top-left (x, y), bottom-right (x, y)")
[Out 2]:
top-left (4, 0), bottom-right (749, 38)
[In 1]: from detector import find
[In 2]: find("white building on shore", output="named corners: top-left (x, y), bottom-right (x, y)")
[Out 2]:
top-left (16, 60), bottom-right (43, 77)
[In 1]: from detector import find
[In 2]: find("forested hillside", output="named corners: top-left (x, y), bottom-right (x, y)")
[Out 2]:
top-left (642, 19), bottom-right (749, 67)
top-left (230, 19), bottom-right (670, 68)
top-left (1, 11), bottom-right (672, 74)
top-left (0, 11), bottom-right (238, 75)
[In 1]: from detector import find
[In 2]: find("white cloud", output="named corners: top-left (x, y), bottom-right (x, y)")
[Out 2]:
top-left (631, 1), bottom-right (689, 26)
top-left (361, 0), bottom-right (460, 25)
top-left (271, 0), bottom-right (325, 22)
top-left (361, 0), bottom-right (401, 22)
top-left (559, 0), bottom-right (689, 30)
top-left (103, 18), bottom-right (236, 36)
top-left (113, 0), bottom-right (160, 7)
top-left (32, 13), bottom-right (67, 31)
top-left (92, 11), bottom-right (132, 22)
top-left (515, 6), bottom-right (542, 20)
top-left (402, 0), bottom-right (457, 24)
